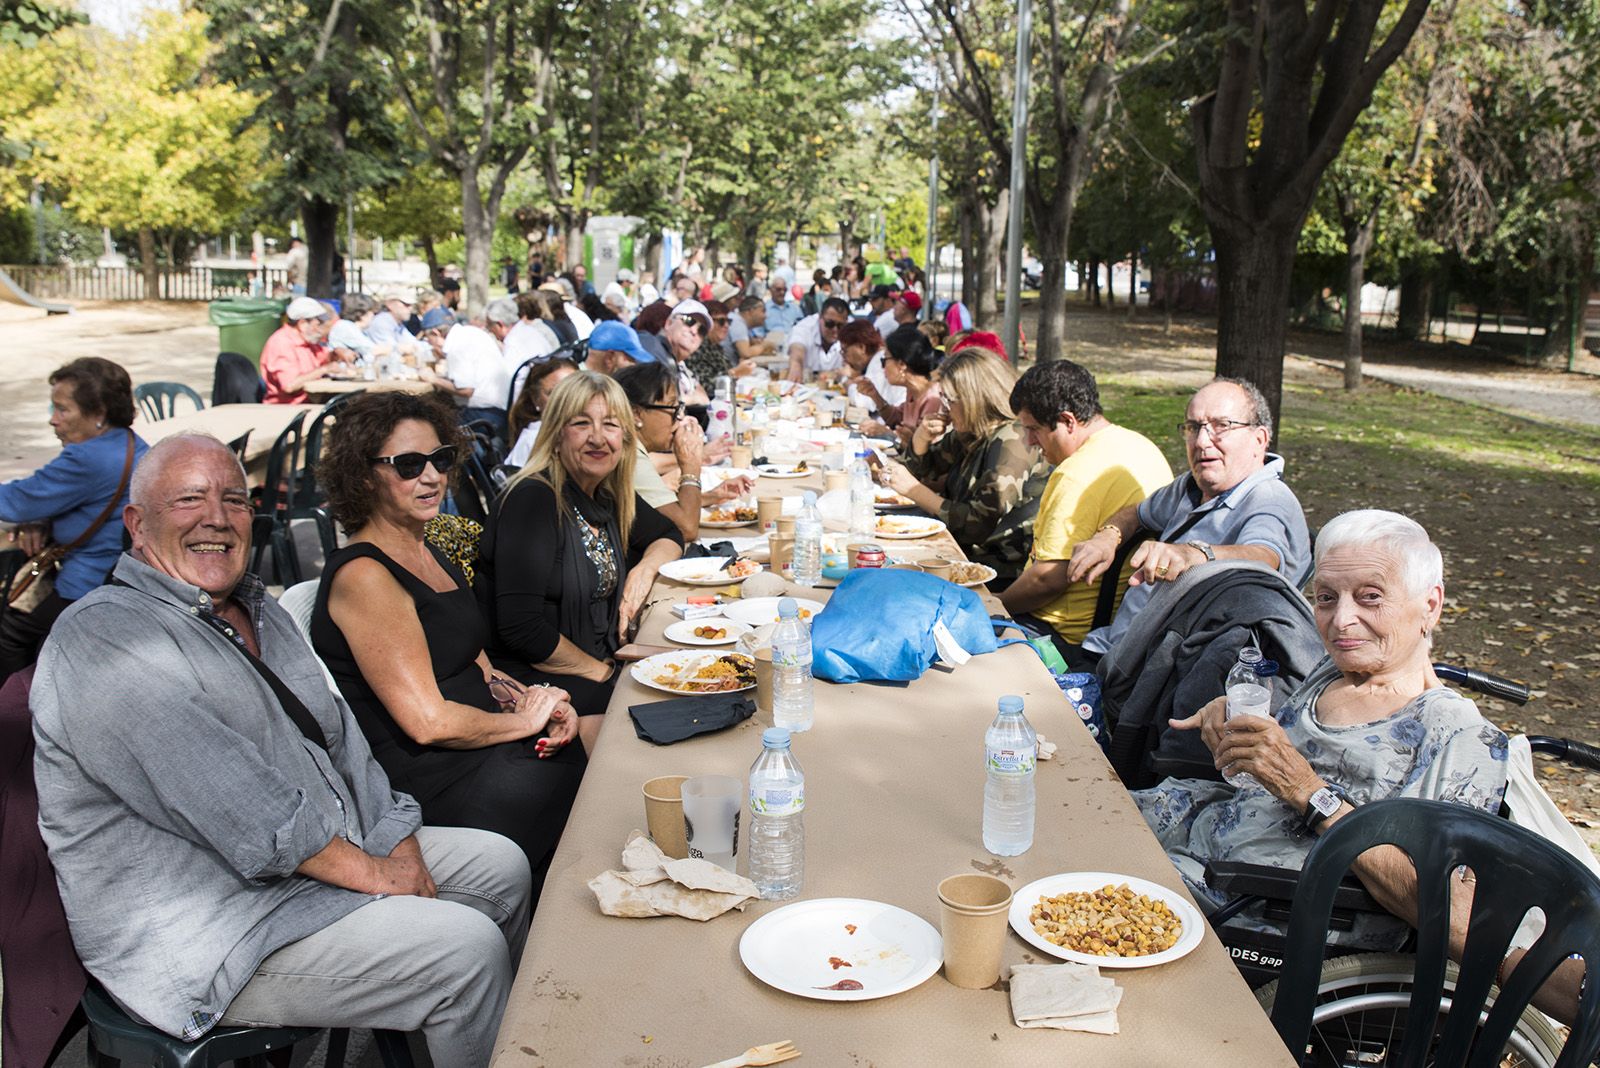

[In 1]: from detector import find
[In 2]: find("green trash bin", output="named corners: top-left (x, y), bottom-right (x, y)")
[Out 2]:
top-left (208, 297), bottom-right (287, 371)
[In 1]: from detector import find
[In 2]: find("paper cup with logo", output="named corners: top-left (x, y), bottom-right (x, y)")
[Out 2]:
top-left (681, 775), bottom-right (742, 872)
top-left (937, 873), bottom-right (1014, 988)
top-left (642, 775), bottom-right (690, 859)
top-left (757, 496), bottom-right (783, 532)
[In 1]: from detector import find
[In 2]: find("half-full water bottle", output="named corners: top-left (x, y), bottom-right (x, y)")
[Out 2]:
top-left (771, 597), bottom-right (814, 732)
top-left (983, 695), bottom-right (1037, 856)
top-left (748, 727), bottom-right (805, 900)
top-left (792, 490), bottom-right (823, 587)
top-left (848, 449), bottom-right (875, 540)
top-left (1223, 647), bottom-right (1272, 789)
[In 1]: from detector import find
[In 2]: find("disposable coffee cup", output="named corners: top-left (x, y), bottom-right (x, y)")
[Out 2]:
top-left (768, 536), bottom-right (795, 576)
top-left (816, 407), bottom-right (836, 428)
top-left (824, 470), bottom-right (848, 494)
top-left (775, 516), bottom-right (796, 538)
top-left (642, 775), bottom-right (690, 859)
top-left (921, 558), bottom-right (955, 579)
top-left (682, 775), bottom-right (742, 872)
top-left (731, 444), bottom-right (754, 469)
top-left (753, 646), bottom-right (775, 713)
top-left (757, 496), bottom-right (783, 531)
top-left (937, 873), bottom-right (1014, 989)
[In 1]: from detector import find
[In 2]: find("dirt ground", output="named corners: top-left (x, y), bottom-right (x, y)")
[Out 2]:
top-left (3, 298), bottom-right (1596, 830)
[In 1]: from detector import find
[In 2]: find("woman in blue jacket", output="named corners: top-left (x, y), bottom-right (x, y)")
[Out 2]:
top-left (1, 357), bottom-right (147, 682)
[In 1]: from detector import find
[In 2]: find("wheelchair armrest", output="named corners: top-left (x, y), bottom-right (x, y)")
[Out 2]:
top-left (1204, 859), bottom-right (1383, 914)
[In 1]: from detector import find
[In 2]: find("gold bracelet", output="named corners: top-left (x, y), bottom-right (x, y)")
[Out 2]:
top-left (1096, 523), bottom-right (1122, 546)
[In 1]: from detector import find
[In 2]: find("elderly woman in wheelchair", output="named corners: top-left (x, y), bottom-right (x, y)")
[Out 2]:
top-left (1132, 509), bottom-right (1511, 951)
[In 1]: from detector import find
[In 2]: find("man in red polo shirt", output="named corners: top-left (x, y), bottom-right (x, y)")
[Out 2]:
top-left (261, 298), bottom-right (347, 404)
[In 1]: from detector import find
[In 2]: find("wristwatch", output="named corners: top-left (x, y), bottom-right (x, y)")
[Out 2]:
top-left (1302, 784), bottom-right (1349, 834)
top-left (1186, 540), bottom-right (1215, 562)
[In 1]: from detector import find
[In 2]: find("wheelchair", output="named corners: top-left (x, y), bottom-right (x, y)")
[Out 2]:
top-left (1186, 666), bottom-right (1600, 1067)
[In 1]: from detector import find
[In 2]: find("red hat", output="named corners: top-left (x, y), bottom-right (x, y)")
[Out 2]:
top-left (954, 330), bottom-right (1008, 361)
top-left (897, 291), bottom-right (922, 313)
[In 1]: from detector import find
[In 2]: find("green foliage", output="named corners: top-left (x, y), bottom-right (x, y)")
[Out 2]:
top-left (0, 0), bottom-right (80, 49)
top-left (884, 188), bottom-right (929, 255)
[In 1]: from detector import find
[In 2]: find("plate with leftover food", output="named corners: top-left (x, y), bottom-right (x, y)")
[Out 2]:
top-left (739, 898), bottom-right (942, 1001)
top-left (662, 618), bottom-right (752, 646)
top-left (630, 650), bottom-right (756, 695)
top-left (873, 516), bottom-right (947, 540)
top-left (754, 462), bottom-right (813, 479)
top-left (658, 558), bottom-right (761, 585)
top-left (1008, 872), bottom-right (1203, 969)
top-left (721, 596), bottom-right (826, 627)
top-left (947, 561), bottom-right (998, 588)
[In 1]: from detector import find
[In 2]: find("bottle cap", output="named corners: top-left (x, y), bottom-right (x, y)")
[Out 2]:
top-left (998, 694), bottom-right (1024, 714)
top-left (802, 490), bottom-right (817, 506)
top-left (762, 727), bottom-right (792, 748)
top-left (1255, 659), bottom-right (1280, 677)
top-left (777, 597), bottom-right (798, 618)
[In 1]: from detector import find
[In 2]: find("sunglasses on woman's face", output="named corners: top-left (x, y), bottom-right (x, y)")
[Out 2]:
top-left (370, 445), bottom-right (457, 480)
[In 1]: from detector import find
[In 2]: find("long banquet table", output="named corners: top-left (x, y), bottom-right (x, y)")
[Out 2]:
top-left (491, 464), bottom-right (1295, 1067)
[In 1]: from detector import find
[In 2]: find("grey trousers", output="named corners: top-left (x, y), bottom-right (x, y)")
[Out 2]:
top-left (220, 826), bottom-right (531, 1067)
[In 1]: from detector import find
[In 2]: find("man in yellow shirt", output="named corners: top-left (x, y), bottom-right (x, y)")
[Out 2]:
top-left (999, 360), bottom-right (1172, 668)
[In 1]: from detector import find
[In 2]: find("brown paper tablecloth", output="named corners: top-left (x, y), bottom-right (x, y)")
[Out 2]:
top-left (491, 468), bottom-right (1294, 1067)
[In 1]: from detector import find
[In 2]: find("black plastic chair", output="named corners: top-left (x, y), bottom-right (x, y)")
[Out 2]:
top-left (83, 982), bottom-right (314, 1067)
top-left (249, 412), bottom-right (306, 584)
top-left (504, 339), bottom-right (586, 412)
top-left (288, 393), bottom-right (358, 565)
top-left (1269, 798), bottom-right (1600, 1068)
top-left (134, 382), bottom-right (204, 422)
top-left (212, 352), bottom-right (266, 406)
top-left (225, 431), bottom-right (251, 464)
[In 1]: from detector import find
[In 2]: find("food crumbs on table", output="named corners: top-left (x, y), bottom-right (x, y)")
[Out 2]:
top-left (845, 923), bottom-right (857, 935)
top-left (642, 1035), bottom-right (652, 1044)
top-left (828, 956), bottom-right (853, 969)
top-left (814, 979), bottom-right (863, 991)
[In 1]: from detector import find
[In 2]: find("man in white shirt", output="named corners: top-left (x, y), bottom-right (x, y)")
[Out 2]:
top-left (504, 292), bottom-right (561, 368)
top-left (785, 297), bottom-right (849, 382)
top-left (418, 307), bottom-right (511, 439)
top-left (869, 284), bottom-right (899, 337)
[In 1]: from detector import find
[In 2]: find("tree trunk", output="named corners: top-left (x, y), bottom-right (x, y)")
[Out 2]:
top-left (1104, 259), bottom-right (1115, 307)
top-left (138, 226), bottom-right (159, 300)
top-left (739, 225), bottom-right (759, 275)
top-left (1343, 213), bottom-right (1377, 390)
top-left (420, 235), bottom-right (441, 284)
top-left (1212, 219), bottom-right (1299, 443)
top-left (565, 221), bottom-right (583, 272)
top-left (1031, 186), bottom-right (1075, 363)
top-left (1127, 247), bottom-right (1138, 321)
top-left (461, 167), bottom-right (493, 316)
top-left (1397, 263), bottom-right (1431, 340)
top-left (972, 187), bottom-right (1008, 329)
top-left (1087, 258), bottom-right (1101, 306)
top-left (302, 198), bottom-right (339, 298)
top-left (958, 190), bottom-right (977, 312)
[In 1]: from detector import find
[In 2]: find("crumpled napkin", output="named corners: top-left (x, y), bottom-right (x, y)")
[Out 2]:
top-left (1008, 962), bottom-right (1123, 1034)
top-left (589, 830), bottom-right (760, 921)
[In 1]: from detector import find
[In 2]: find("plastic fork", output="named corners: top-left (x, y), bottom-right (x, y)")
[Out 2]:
top-left (701, 1039), bottom-right (801, 1068)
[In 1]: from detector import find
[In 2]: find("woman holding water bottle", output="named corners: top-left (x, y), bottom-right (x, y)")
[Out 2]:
top-left (1132, 510), bottom-right (1512, 949)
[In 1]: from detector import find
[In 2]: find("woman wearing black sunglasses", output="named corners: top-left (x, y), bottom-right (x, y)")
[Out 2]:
top-left (309, 392), bottom-right (585, 893)
top-left (475, 371), bottom-right (684, 754)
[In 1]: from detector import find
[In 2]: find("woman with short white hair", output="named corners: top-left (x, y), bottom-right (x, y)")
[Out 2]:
top-left (1134, 509), bottom-right (1510, 948)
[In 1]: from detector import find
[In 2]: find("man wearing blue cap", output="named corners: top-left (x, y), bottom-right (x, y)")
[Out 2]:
top-left (584, 320), bottom-right (659, 376)
top-left (418, 306), bottom-right (510, 439)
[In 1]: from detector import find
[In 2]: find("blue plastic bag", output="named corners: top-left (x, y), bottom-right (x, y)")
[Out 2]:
top-left (810, 569), bottom-right (999, 683)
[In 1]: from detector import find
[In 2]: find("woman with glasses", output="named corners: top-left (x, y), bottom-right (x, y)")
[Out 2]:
top-left (475, 371), bottom-right (684, 753)
top-left (614, 361), bottom-right (755, 542)
top-left (876, 348), bottom-right (1052, 585)
top-left (857, 330), bottom-right (945, 450)
top-left (310, 391), bottom-right (584, 890)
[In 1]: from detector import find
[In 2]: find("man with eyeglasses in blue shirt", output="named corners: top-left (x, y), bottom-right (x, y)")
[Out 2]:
top-left (1067, 377), bottom-right (1313, 662)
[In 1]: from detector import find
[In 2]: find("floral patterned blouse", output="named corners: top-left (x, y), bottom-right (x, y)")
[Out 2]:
top-left (1133, 656), bottom-right (1510, 948)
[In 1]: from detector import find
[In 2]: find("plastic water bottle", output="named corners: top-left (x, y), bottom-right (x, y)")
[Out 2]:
top-left (983, 695), bottom-right (1037, 856)
top-left (792, 490), bottom-right (823, 587)
top-left (848, 449), bottom-right (875, 539)
top-left (714, 374), bottom-right (733, 402)
top-left (748, 727), bottom-right (805, 900)
top-left (771, 597), bottom-right (814, 733)
top-left (1223, 647), bottom-right (1272, 789)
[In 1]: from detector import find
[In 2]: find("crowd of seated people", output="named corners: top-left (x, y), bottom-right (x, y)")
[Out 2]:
top-left (4, 253), bottom-right (1590, 1066)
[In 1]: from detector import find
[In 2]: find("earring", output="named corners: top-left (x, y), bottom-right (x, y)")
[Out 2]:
top-left (96, 421), bottom-right (104, 429)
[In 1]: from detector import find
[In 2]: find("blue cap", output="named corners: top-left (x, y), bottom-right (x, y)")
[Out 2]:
top-left (762, 727), bottom-right (792, 748)
top-left (588, 320), bottom-right (657, 365)
top-left (1255, 659), bottom-right (1279, 677)
top-left (419, 307), bottom-right (455, 332)
top-left (777, 597), bottom-right (798, 618)
top-left (998, 695), bottom-right (1024, 714)
top-left (802, 490), bottom-right (816, 506)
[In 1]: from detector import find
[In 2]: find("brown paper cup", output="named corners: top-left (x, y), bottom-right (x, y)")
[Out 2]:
top-left (757, 496), bottom-right (783, 530)
top-left (937, 874), bottom-right (1014, 989)
top-left (753, 646), bottom-right (775, 713)
top-left (642, 775), bottom-right (690, 859)
top-left (730, 445), bottom-right (754, 469)
top-left (921, 557), bottom-right (955, 579)
top-left (824, 470), bottom-right (848, 494)
top-left (775, 516), bottom-right (796, 538)
top-left (769, 536), bottom-right (794, 575)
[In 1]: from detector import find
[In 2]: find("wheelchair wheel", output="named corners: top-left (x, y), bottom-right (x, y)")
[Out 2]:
top-left (1255, 952), bottom-right (1565, 1067)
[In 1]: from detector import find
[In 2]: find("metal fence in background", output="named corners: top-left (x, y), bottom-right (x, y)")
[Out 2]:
top-left (0, 264), bottom-right (364, 302)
